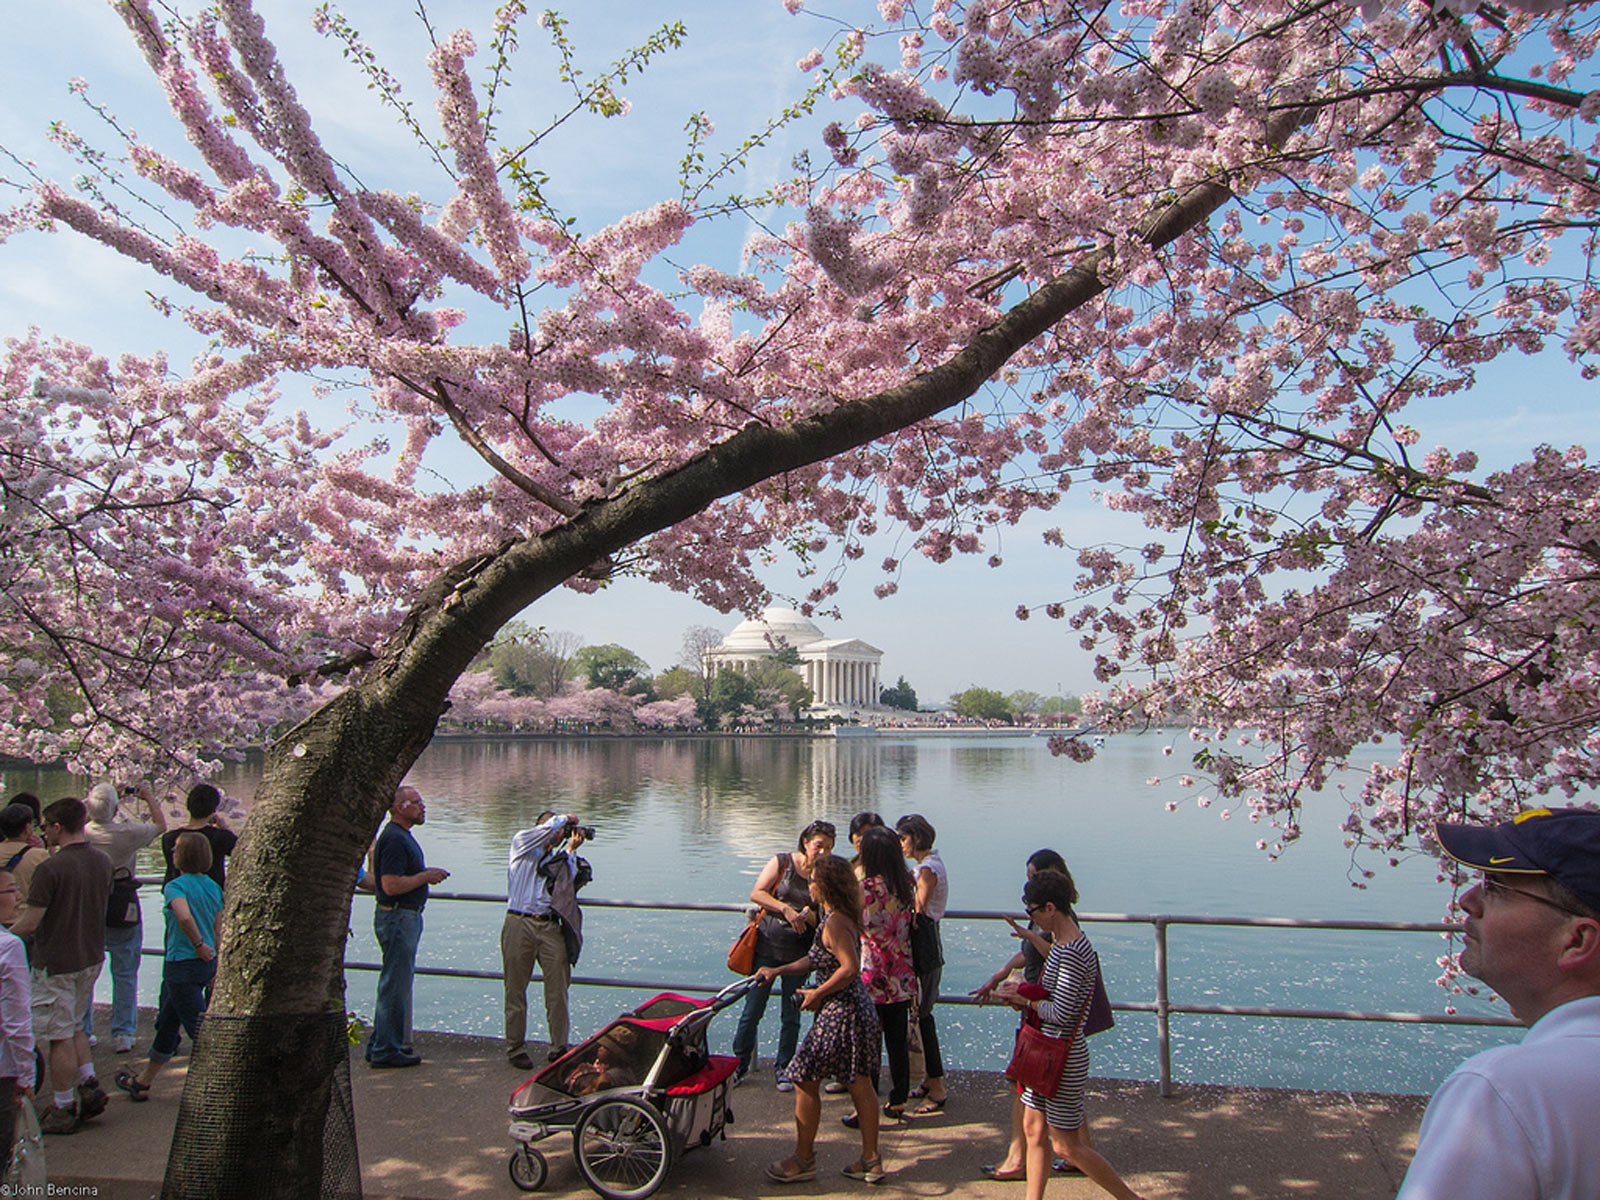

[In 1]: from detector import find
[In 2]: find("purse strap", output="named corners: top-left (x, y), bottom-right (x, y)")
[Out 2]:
top-left (1026, 970), bottom-right (1095, 1045)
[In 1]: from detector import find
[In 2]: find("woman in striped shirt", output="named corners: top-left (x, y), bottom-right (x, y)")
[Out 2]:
top-left (997, 867), bottom-right (1146, 1200)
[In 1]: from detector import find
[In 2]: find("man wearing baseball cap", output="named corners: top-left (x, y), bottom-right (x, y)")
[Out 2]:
top-left (1397, 806), bottom-right (1600, 1199)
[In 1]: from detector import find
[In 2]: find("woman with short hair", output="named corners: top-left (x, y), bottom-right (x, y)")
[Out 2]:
top-left (997, 867), bottom-right (1145, 1200)
top-left (896, 812), bottom-right (948, 1112)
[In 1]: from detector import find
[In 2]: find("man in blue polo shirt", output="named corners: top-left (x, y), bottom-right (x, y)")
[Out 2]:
top-left (1398, 807), bottom-right (1600, 1199)
top-left (365, 787), bottom-right (449, 1069)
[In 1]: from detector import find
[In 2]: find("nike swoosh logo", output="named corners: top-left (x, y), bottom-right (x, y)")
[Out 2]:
top-left (1489, 857), bottom-right (1515, 865)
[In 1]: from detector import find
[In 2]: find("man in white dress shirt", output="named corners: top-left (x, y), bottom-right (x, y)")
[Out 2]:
top-left (501, 812), bottom-right (588, 1071)
top-left (1397, 807), bottom-right (1600, 1200)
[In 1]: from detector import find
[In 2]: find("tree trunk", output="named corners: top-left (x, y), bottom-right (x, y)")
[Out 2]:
top-left (163, 172), bottom-right (1236, 1197)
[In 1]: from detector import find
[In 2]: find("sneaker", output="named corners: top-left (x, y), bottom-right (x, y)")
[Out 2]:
top-left (824, 1079), bottom-right (848, 1095)
top-left (38, 1103), bottom-right (80, 1136)
top-left (113, 1034), bottom-right (136, 1054)
top-left (775, 1074), bottom-right (795, 1093)
top-left (76, 1079), bottom-right (109, 1120)
top-left (731, 1065), bottom-right (749, 1088)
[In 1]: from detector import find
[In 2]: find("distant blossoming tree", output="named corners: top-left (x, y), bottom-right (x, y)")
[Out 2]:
top-left (5, 0), bottom-right (1600, 1193)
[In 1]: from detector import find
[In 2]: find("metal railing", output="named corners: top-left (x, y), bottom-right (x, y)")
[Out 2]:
top-left (315, 890), bottom-right (1519, 1097)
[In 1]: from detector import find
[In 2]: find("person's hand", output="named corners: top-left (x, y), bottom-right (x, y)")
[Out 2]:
top-left (197, 943), bottom-right (216, 963)
top-left (993, 980), bottom-right (1027, 1010)
top-left (971, 977), bottom-right (1001, 1004)
top-left (567, 829), bottom-right (586, 852)
top-left (422, 868), bottom-right (450, 884)
top-left (798, 987), bottom-right (824, 1012)
top-left (783, 905), bottom-right (808, 934)
top-left (16, 1082), bottom-right (31, 1100)
top-left (754, 966), bottom-right (778, 985)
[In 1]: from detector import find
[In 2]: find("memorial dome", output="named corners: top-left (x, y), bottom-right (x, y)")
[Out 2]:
top-left (719, 607), bottom-right (825, 652)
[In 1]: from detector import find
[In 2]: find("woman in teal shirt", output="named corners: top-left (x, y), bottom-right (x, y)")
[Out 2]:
top-left (114, 832), bottom-right (223, 1101)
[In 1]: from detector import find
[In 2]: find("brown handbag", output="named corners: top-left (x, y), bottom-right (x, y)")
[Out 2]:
top-left (728, 912), bottom-right (760, 975)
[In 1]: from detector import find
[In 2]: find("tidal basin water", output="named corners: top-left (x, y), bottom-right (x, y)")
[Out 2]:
top-left (17, 733), bottom-right (1534, 1095)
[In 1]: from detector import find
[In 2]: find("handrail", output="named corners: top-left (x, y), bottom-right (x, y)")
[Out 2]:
top-left (136, 880), bottom-right (1516, 1095)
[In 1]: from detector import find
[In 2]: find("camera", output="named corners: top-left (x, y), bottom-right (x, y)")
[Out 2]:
top-left (571, 824), bottom-right (598, 840)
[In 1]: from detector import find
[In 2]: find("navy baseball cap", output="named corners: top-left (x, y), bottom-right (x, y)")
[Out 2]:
top-left (1435, 807), bottom-right (1600, 915)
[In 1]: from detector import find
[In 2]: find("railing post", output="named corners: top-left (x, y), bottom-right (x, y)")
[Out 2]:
top-left (1154, 918), bottom-right (1173, 1098)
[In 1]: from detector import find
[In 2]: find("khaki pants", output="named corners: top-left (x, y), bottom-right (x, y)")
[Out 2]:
top-left (501, 912), bottom-right (570, 1058)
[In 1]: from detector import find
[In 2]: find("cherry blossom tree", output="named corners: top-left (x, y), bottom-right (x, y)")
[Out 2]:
top-left (6, 0), bottom-right (1600, 1192)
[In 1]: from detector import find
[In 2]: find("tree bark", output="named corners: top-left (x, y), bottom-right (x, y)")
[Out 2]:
top-left (166, 174), bottom-right (1235, 1198)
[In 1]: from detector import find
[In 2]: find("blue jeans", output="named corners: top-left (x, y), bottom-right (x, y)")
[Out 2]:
top-left (731, 947), bottom-right (804, 1074)
top-left (82, 919), bottom-right (145, 1041)
top-left (150, 957), bottom-right (215, 1063)
top-left (367, 907), bottom-right (422, 1062)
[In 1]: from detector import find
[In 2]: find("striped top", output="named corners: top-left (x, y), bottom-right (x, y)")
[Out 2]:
top-left (1038, 934), bottom-right (1097, 1037)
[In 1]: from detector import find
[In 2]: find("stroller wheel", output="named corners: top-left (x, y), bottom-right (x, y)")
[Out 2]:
top-left (509, 1146), bottom-right (547, 1192)
top-left (572, 1098), bottom-right (674, 1200)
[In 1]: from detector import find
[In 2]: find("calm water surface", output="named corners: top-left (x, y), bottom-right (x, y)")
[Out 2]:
top-left (9, 734), bottom-right (1531, 1094)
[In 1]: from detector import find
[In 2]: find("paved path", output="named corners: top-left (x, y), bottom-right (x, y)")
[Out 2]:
top-left (54, 1008), bottom-right (1424, 1199)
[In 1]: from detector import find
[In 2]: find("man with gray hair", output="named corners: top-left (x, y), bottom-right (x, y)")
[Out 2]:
top-left (1397, 807), bottom-right (1600, 1199)
top-left (84, 781), bottom-right (166, 1053)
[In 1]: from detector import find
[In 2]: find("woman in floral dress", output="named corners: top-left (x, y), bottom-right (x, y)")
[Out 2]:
top-left (758, 854), bottom-right (885, 1185)
top-left (854, 826), bottom-right (916, 1119)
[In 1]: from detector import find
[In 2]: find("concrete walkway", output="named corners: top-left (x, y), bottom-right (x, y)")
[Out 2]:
top-left (53, 1008), bottom-right (1424, 1199)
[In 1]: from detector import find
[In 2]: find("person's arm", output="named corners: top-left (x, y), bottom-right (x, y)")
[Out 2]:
top-left (972, 949), bottom-right (1029, 1001)
top-left (797, 914), bottom-right (861, 1009)
top-left (1005, 914), bottom-right (1051, 957)
top-left (913, 865), bottom-right (936, 915)
top-left (8, 907), bottom-right (40, 939)
top-left (510, 814), bottom-right (574, 863)
top-left (749, 855), bottom-right (812, 935)
top-left (0, 939), bottom-right (31, 1094)
top-left (9, 869), bottom-right (48, 939)
top-left (169, 895), bottom-right (215, 963)
top-left (753, 952), bottom-right (814, 983)
top-left (133, 782), bottom-right (167, 834)
top-left (379, 866), bottom-right (448, 896)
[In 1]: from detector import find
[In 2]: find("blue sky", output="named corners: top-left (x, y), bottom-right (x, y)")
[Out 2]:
top-left (3, 1), bottom-right (1597, 704)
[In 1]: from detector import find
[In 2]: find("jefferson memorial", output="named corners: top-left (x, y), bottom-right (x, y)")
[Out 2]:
top-left (704, 608), bottom-right (885, 712)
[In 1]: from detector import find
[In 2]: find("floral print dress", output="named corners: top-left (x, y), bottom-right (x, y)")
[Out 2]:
top-left (784, 938), bottom-right (882, 1085)
top-left (859, 876), bottom-right (916, 1005)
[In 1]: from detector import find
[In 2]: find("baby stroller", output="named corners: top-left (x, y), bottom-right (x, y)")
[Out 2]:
top-left (506, 976), bottom-right (755, 1200)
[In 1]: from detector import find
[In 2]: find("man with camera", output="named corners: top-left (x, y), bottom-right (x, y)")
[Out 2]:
top-left (502, 811), bottom-right (591, 1070)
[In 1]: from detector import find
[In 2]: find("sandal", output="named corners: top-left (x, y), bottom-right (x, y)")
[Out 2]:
top-left (1055, 1157), bottom-right (1085, 1175)
top-left (114, 1070), bottom-right (149, 1103)
top-left (909, 1096), bottom-right (947, 1116)
top-left (908, 1084), bottom-right (930, 1099)
top-left (843, 1156), bottom-right (886, 1184)
top-left (980, 1164), bottom-right (1027, 1182)
top-left (766, 1155), bottom-right (818, 1184)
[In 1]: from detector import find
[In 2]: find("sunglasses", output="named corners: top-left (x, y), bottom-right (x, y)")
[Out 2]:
top-left (1479, 874), bottom-right (1591, 919)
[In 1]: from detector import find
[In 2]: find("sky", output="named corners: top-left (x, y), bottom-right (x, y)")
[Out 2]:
top-left (4, 1), bottom-right (1599, 705)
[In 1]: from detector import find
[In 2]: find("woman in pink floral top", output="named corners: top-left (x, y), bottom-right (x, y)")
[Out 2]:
top-left (855, 826), bottom-right (917, 1118)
